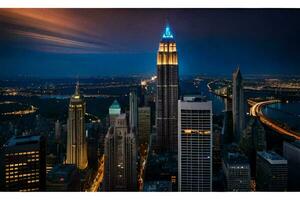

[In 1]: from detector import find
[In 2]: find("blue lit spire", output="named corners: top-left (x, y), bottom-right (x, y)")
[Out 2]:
top-left (162, 24), bottom-right (174, 39)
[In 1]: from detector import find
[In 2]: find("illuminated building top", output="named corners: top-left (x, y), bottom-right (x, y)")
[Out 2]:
top-left (162, 25), bottom-right (174, 39)
top-left (157, 24), bottom-right (178, 65)
top-left (109, 99), bottom-right (121, 115)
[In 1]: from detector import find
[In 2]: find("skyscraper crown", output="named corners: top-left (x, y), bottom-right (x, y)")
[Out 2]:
top-left (162, 24), bottom-right (174, 39)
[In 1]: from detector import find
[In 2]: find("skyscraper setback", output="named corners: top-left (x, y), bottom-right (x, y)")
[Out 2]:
top-left (232, 67), bottom-right (245, 142)
top-left (156, 24), bottom-right (179, 153)
top-left (66, 82), bottom-right (88, 170)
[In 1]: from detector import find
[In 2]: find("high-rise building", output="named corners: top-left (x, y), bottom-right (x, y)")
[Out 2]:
top-left (55, 120), bottom-right (61, 143)
top-left (138, 107), bottom-right (151, 145)
top-left (156, 24), bottom-right (179, 153)
top-left (283, 141), bottom-right (300, 191)
top-left (240, 117), bottom-right (267, 177)
top-left (46, 164), bottom-right (80, 191)
top-left (129, 91), bottom-right (138, 133)
top-left (66, 82), bottom-right (88, 170)
top-left (256, 151), bottom-right (288, 191)
top-left (232, 67), bottom-right (245, 142)
top-left (222, 152), bottom-right (251, 191)
top-left (109, 99), bottom-right (121, 126)
top-left (104, 114), bottom-right (137, 191)
top-left (224, 86), bottom-right (232, 112)
top-left (54, 120), bottom-right (62, 162)
top-left (1, 135), bottom-right (46, 191)
top-left (178, 97), bottom-right (212, 191)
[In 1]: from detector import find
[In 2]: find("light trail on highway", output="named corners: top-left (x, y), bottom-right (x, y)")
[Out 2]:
top-left (250, 99), bottom-right (300, 140)
top-left (86, 155), bottom-right (105, 192)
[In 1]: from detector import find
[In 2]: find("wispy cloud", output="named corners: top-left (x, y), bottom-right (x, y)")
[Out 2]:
top-left (0, 9), bottom-right (120, 54)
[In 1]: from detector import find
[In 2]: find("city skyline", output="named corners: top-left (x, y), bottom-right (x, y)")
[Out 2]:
top-left (1, 7), bottom-right (300, 193)
top-left (1, 9), bottom-right (300, 78)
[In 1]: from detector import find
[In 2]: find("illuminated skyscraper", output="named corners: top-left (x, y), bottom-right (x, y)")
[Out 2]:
top-left (178, 97), bottom-right (212, 191)
top-left (104, 114), bottom-right (137, 191)
top-left (1, 135), bottom-right (46, 191)
top-left (156, 24), bottom-right (179, 153)
top-left (232, 67), bottom-right (245, 142)
top-left (66, 82), bottom-right (88, 170)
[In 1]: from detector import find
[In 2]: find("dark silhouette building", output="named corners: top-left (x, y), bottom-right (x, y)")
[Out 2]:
top-left (222, 152), bottom-right (251, 191)
top-left (256, 151), bottom-right (288, 191)
top-left (232, 67), bottom-right (245, 143)
top-left (283, 141), bottom-right (300, 191)
top-left (46, 164), bottom-right (80, 191)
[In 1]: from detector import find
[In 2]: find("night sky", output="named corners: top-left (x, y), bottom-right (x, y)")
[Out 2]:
top-left (1, 9), bottom-right (300, 78)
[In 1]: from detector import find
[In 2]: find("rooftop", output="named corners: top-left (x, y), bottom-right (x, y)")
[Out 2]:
top-left (225, 152), bottom-right (249, 166)
top-left (5, 135), bottom-right (41, 147)
top-left (109, 99), bottom-right (121, 109)
top-left (257, 151), bottom-right (287, 165)
top-left (291, 140), bottom-right (300, 149)
top-left (143, 181), bottom-right (172, 192)
top-left (47, 164), bottom-right (77, 184)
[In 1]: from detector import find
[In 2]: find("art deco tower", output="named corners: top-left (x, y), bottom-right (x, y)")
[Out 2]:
top-left (66, 82), bottom-right (88, 170)
top-left (156, 24), bottom-right (179, 153)
top-left (232, 67), bottom-right (245, 142)
top-left (104, 114), bottom-right (137, 191)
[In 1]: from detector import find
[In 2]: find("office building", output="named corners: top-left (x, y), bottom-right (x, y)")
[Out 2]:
top-left (178, 98), bottom-right (212, 191)
top-left (66, 82), bottom-right (88, 170)
top-left (283, 141), bottom-right (300, 191)
top-left (256, 151), bottom-right (288, 191)
top-left (138, 107), bottom-right (151, 145)
top-left (156, 24), bottom-right (179, 153)
top-left (232, 67), bottom-right (245, 142)
top-left (222, 152), bottom-right (251, 191)
top-left (104, 114), bottom-right (137, 191)
top-left (46, 164), bottom-right (80, 191)
top-left (1, 135), bottom-right (46, 191)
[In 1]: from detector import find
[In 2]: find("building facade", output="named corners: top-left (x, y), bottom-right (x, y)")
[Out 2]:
top-left (1, 135), bottom-right (46, 191)
top-left (283, 141), bottom-right (300, 191)
top-left (256, 151), bottom-right (288, 191)
top-left (178, 98), bottom-right (212, 191)
top-left (66, 82), bottom-right (88, 170)
top-left (232, 67), bottom-right (245, 142)
top-left (222, 152), bottom-right (251, 191)
top-left (104, 114), bottom-right (137, 191)
top-left (46, 164), bottom-right (80, 191)
top-left (138, 107), bottom-right (151, 145)
top-left (156, 24), bottom-right (179, 153)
